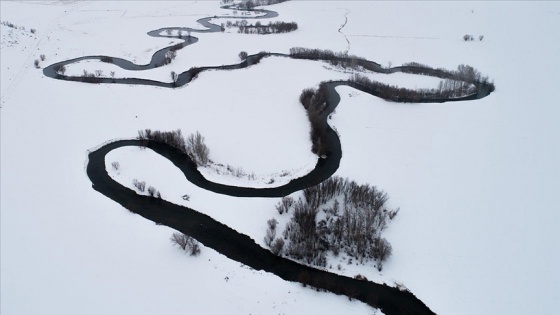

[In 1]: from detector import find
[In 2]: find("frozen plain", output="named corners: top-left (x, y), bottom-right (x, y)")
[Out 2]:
top-left (1, 1), bottom-right (559, 314)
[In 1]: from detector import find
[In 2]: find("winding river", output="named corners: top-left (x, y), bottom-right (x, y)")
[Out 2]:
top-left (47, 3), bottom-right (495, 314)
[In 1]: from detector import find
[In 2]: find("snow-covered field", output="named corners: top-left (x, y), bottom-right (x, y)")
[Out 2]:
top-left (2, 1), bottom-right (559, 315)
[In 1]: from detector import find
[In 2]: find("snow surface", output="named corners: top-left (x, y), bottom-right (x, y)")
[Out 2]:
top-left (2, 1), bottom-right (560, 315)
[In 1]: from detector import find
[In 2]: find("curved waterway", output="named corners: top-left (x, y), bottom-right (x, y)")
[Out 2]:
top-left (49, 3), bottom-right (495, 314)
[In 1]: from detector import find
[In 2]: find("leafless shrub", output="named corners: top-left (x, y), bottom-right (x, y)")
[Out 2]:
top-left (34, 59), bottom-right (40, 68)
top-left (388, 207), bottom-right (399, 220)
top-left (270, 238), bottom-right (285, 255)
top-left (40, 54), bottom-right (45, 61)
top-left (264, 218), bottom-right (278, 247)
top-left (276, 196), bottom-right (294, 214)
top-left (111, 161), bottom-right (120, 170)
top-left (238, 51), bottom-right (248, 60)
top-left (147, 186), bottom-right (157, 197)
top-left (30, 28), bottom-right (36, 34)
top-left (133, 179), bottom-right (146, 192)
top-left (170, 232), bottom-right (201, 256)
top-left (372, 237), bottom-right (392, 271)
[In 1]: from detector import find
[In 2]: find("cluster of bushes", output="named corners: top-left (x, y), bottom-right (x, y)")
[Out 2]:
top-left (299, 83), bottom-right (331, 156)
top-left (170, 232), bottom-right (201, 256)
top-left (463, 34), bottom-right (483, 41)
top-left (137, 129), bottom-right (210, 166)
top-left (132, 179), bottom-right (161, 198)
top-left (270, 176), bottom-right (397, 271)
top-left (236, 21), bottom-right (298, 34)
top-left (33, 54), bottom-right (46, 68)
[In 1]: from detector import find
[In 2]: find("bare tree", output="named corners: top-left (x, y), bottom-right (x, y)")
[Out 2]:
top-left (186, 131), bottom-right (210, 166)
top-left (170, 71), bottom-right (178, 85)
top-left (373, 237), bottom-right (392, 271)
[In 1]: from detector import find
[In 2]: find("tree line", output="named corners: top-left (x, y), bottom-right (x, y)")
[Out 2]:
top-left (225, 20), bottom-right (297, 34)
top-left (137, 129), bottom-right (210, 166)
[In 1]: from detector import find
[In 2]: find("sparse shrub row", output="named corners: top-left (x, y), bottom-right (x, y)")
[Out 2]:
top-left (1, 20), bottom-right (36, 33)
top-left (272, 176), bottom-right (397, 271)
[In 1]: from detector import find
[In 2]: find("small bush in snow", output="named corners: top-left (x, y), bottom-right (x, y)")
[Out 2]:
top-left (238, 51), bottom-right (248, 60)
top-left (34, 59), bottom-right (40, 68)
top-left (264, 218), bottom-right (278, 247)
top-left (40, 54), bottom-right (45, 61)
top-left (133, 179), bottom-right (146, 192)
top-left (111, 161), bottom-right (120, 170)
top-left (276, 196), bottom-right (294, 214)
top-left (171, 233), bottom-right (201, 256)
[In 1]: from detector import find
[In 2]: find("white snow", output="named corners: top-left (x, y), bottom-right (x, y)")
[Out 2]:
top-left (2, 1), bottom-right (559, 315)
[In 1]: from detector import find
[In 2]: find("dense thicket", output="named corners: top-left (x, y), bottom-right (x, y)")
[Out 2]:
top-left (273, 177), bottom-right (398, 271)
top-left (298, 84), bottom-right (330, 156)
